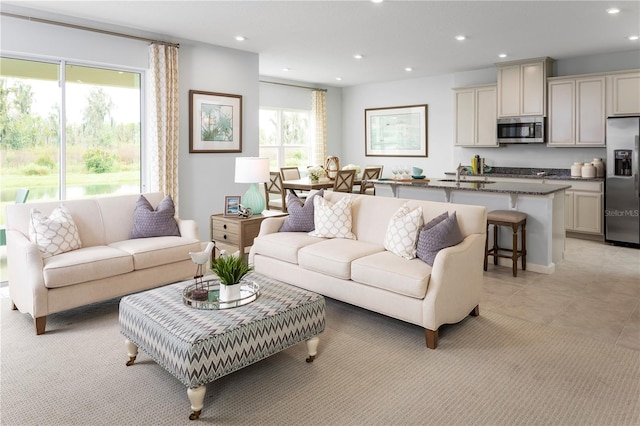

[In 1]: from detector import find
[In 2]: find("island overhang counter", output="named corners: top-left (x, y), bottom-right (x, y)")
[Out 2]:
top-left (373, 179), bottom-right (571, 274)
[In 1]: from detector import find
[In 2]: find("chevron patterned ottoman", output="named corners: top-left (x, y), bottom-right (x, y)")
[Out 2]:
top-left (119, 272), bottom-right (325, 420)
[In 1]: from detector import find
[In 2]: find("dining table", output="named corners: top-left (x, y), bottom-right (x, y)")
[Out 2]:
top-left (282, 178), bottom-right (363, 192)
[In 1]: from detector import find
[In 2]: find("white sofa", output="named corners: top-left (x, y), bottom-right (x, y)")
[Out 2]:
top-left (5, 192), bottom-right (201, 334)
top-left (249, 191), bottom-right (487, 349)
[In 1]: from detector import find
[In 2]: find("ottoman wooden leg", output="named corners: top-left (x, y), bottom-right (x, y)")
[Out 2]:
top-left (187, 385), bottom-right (207, 420)
top-left (306, 336), bottom-right (320, 362)
top-left (125, 339), bottom-right (138, 366)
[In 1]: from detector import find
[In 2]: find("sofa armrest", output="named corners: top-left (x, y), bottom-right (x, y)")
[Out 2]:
top-left (6, 229), bottom-right (48, 317)
top-left (257, 217), bottom-right (286, 236)
top-left (176, 218), bottom-right (199, 240)
top-left (421, 233), bottom-right (485, 330)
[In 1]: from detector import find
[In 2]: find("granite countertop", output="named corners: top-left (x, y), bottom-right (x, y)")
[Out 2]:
top-left (444, 166), bottom-right (604, 182)
top-left (373, 178), bottom-right (571, 195)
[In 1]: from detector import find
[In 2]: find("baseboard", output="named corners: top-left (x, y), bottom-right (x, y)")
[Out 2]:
top-left (491, 258), bottom-right (555, 275)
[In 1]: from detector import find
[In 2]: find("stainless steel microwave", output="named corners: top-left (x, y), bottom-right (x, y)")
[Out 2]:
top-left (497, 116), bottom-right (545, 143)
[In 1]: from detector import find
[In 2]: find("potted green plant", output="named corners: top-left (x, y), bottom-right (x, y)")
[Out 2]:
top-left (212, 252), bottom-right (252, 302)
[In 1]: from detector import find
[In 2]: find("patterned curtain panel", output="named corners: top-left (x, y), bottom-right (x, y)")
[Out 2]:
top-left (312, 90), bottom-right (327, 167)
top-left (149, 43), bottom-right (180, 213)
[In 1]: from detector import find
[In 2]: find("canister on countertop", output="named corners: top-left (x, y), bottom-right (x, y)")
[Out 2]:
top-left (592, 158), bottom-right (605, 178)
top-left (581, 162), bottom-right (596, 178)
top-left (571, 162), bottom-right (582, 177)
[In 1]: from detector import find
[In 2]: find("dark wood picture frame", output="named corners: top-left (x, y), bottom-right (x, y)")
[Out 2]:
top-left (189, 90), bottom-right (242, 153)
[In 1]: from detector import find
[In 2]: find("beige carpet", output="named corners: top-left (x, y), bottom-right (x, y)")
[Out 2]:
top-left (1, 294), bottom-right (639, 426)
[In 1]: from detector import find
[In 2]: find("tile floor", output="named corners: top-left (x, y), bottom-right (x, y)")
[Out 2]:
top-left (1, 238), bottom-right (638, 350)
top-left (482, 237), bottom-right (640, 351)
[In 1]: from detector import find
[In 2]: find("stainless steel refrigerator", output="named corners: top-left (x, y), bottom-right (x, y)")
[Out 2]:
top-left (605, 116), bottom-right (640, 247)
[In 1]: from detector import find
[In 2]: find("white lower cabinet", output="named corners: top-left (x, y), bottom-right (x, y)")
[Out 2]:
top-left (560, 180), bottom-right (603, 235)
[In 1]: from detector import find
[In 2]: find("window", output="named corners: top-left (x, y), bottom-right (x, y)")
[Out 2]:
top-left (259, 107), bottom-right (311, 173)
top-left (0, 56), bottom-right (142, 225)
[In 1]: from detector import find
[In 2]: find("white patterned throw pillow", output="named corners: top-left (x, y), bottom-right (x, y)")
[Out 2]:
top-left (29, 204), bottom-right (82, 258)
top-left (308, 196), bottom-right (356, 240)
top-left (384, 203), bottom-right (423, 259)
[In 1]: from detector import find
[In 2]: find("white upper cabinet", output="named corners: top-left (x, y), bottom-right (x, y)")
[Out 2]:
top-left (609, 71), bottom-right (640, 115)
top-left (454, 85), bottom-right (497, 147)
top-left (497, 57), bottom-right (554, 118)
top-left (548, 75), bottom-right (605, 146)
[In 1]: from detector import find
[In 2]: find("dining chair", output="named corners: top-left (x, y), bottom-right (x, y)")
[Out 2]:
top-left (280, 167), bottom-right (301, 181)
top-left (358, 167), bottom-right (382, 195)
top-left (264, 172), bottom-right (287, 212)
top-left (332, 169), bottom-right (356, 193)
top-left (280, 167), bottom-right (308, 199)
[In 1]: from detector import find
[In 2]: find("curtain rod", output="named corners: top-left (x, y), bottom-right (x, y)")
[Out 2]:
top-left (1, 12), bottom-right (180, 48)
top-left (259, 80), bottom-right (327, 92)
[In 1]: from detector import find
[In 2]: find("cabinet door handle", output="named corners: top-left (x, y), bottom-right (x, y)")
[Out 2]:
top-left (223, 224), bottom-right (227, 229)
top-left (223, 235), bottom-right (227, 240)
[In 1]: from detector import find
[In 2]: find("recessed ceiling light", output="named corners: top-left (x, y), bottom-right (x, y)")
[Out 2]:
top-left (371, 0), bottom-right (384, 3)
top-left (405, 67), bottom-right (413, 72)
top-left (455, 35), bottom-right (466, 41)
top-left (353, 54), bottom-right (363, 59)
top-left (336, 77), bottom-right (343, 81)
top-left (629, 35), bottom-right (639, 41)
top-left (235, 36), bottom-right (246, 41)
top-left (498, 53), bottom-right (508, 58)
top-left (282, 68), bottom-right (291, 72)
top-left (607, 7), bottom-right (620, 14)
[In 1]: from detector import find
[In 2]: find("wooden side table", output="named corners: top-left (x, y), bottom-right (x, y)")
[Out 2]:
top-left (210, 211), bottom-right (287, 256)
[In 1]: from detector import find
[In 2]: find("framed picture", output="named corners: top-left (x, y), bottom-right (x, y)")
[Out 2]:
top-left (224, 196), bottom-right (241, 217)
top-left (189, 90), bottom-right (242, 153)
top-left (365, 104), bottom-right (428, 157)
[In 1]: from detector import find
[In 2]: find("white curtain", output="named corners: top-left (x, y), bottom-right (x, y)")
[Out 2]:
top-left (312, 90), bottom-right (327, 166)
top-left (149, 43), bottom-right (180, 213)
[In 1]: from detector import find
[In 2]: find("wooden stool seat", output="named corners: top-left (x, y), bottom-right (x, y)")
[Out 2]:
top-left (484, 210), bottom-right (527, 277)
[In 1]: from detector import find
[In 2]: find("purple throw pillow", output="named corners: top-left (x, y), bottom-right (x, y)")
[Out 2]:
top-left (129, 195), bottom-right (181, 238)
top-left (416, 211), bottom-right (464, 266)
top-left (279, 189), bottom-right (324, 232)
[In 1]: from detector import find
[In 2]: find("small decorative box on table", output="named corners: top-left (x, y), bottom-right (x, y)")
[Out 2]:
top-left (119, 272), bottom-right (325, 420)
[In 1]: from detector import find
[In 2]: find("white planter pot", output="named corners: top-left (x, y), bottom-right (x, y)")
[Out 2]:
top-left (219, 283), bottom-right (241, 302)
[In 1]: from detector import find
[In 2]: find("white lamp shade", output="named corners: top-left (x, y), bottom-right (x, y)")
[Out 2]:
top-left (235, 157), bottom-right (270, 183)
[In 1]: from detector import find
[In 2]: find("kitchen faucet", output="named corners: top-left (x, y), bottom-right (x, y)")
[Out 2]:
top-left (456, 163), bottom-right (464, 183)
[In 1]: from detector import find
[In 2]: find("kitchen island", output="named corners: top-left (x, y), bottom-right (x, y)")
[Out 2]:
top-left (373, 178), bottom-right (571, 274)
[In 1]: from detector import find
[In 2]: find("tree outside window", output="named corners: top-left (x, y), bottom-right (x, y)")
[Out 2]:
top-left (259, 107), bottom-right (311, 173)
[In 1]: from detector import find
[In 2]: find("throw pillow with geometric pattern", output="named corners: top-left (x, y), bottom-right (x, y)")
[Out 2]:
top-left (129, 195), bottom-right (181, 239)
top-left (308, 195), bottom-right (356, 240)
top-left (279, 189), bottom-right (324, 232)
top-left (416, 211), bottom-right (464, 266)
top-left (29, 204), bottom-right (82, 258)
top-left (383, 203), bottom-right (423, 259)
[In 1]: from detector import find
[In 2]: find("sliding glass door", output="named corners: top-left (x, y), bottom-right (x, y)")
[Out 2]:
top-left (0, 56), bottom-right (142, 224)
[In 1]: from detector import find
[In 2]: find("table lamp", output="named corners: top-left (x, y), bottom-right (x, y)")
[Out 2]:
top-left (234, 157), bottom-right (270, 215)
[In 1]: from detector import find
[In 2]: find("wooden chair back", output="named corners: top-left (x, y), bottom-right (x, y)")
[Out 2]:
top-left (359, 167), bottom-right (382, 195)
top-left (264, 172), bottom-right (286, 212)
top-left (333, 169), bottom-right (356, 193)
top-left (280, 167), bottom-right (301, 181)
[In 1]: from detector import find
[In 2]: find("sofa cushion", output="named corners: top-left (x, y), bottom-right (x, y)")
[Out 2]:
top-left (298, 239), bottom-right (383, 279)
top-left (308, 195), bottom-right (356, 240)
top-left (279, 189), bottom-right (324, 232)
top-left (251, 232), bottom-right (325, 264)
top-left (351, 251), bottom-right (432, 299)
top-left (43, 245), bottom-right (133, 288)
top-left (416, 211), bottom-right (464, 266)
top-left (130, 195), bottom-right (180, 239)
top-left (110, 236), bottom-right (200, 270)
top-left (29, 204), bottom-right (82, 258)
top-left (383, 203), bottom-right (423, 260)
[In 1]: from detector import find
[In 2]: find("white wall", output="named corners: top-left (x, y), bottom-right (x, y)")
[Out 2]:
top-left (341, 49), bottom-right (640, 177)
top-left (342, 74), bottom-right (455, 178)
top-left (1, 11), bottom-right (259, 242)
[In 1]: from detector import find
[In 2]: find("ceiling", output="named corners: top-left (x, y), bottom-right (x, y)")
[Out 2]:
top-left (2, 1), bottom-right (639, 87)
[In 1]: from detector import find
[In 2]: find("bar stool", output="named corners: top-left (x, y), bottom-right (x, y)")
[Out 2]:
top-left (484, 210), bottom-right (527, 277)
